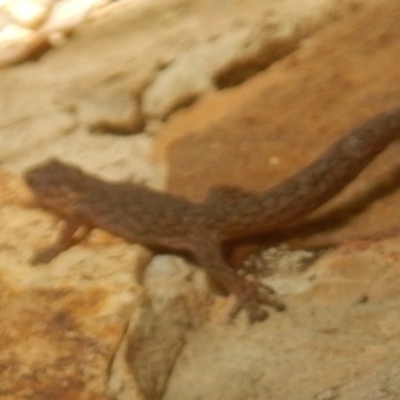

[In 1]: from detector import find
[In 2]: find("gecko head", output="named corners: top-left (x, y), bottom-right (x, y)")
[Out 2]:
top-left (25, 159), bottom-right (85, 212)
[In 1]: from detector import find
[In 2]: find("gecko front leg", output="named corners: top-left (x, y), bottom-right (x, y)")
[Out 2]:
top-left (31, 214), bottom-right (91, 265)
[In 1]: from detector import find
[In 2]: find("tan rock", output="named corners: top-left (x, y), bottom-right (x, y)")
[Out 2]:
top-left (0, 169), bottom-right (145, 399)
top-left (0, 24), bottom-right (48, 67)
top-left (155, 0), bottom-right (400, 244)
top-left (74, 86), bottom-right (144, 134)
top-left (6, 0), bottom-right (51, 29)
top-left (2, 0), bottom-right (399, 399)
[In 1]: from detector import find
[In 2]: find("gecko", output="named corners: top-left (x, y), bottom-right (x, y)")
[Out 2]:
top-left (25, 107), bottom-right (400, 322)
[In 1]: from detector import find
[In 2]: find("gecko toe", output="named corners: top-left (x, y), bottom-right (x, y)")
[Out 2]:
top-left (258, 291), bottom-right (286, 312)
top-left (248, 307), bottom-right (269, 323)
top-left (228, 300), bottom-right (269, 323)
top-left (228, 280), bottom-right (285, 323)
top-left (30, 247), bottom-right (61, 265)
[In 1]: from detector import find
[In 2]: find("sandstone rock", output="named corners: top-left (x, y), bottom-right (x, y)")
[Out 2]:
top-left (2, 0), bottom-right (399, 399)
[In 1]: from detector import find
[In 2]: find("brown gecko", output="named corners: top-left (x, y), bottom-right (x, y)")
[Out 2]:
top-left (25, 107), bottom-right (400, 322)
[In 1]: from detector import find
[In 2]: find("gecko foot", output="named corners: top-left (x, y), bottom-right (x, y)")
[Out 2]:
top-left (30, 245), bottom-right (66, 265)
top-left (229, 280), bottom-right (286, 323)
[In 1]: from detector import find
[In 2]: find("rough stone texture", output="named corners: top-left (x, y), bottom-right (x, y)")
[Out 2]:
top-left (0, 0), bottom-right (366, 178)
top-left (0, 0), bottom-right (114, 67)
top-left (151, 1), bottom-right (400, 399)
top-left (161, 240), bottom-right (400, 400)
top-left (120, 255), bottom-right (213, 400)
top-left (156, 0), bottom-right (400, 245)
top-left (0, 170), bottom-right (142, 399)
top-left (2, 0), bottom-right (400, 399)
top-left (337, 360), bottom-right (400, 400)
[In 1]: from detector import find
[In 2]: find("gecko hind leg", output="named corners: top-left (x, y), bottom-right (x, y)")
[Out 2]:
top-left (193, 237), bottom-right (286, 323)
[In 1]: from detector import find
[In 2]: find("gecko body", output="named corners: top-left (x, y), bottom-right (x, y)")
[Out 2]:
top-left (25, 107), bottom-right (400, 322)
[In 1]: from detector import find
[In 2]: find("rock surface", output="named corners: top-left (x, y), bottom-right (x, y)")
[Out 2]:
top-left (157, 0), bottom-right (400, 245)
top-left (3, 0), bottom-right (400, 399)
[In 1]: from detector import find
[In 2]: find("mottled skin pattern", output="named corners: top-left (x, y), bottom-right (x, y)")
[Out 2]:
top-left (25, 108), bottom-right (400, 322)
